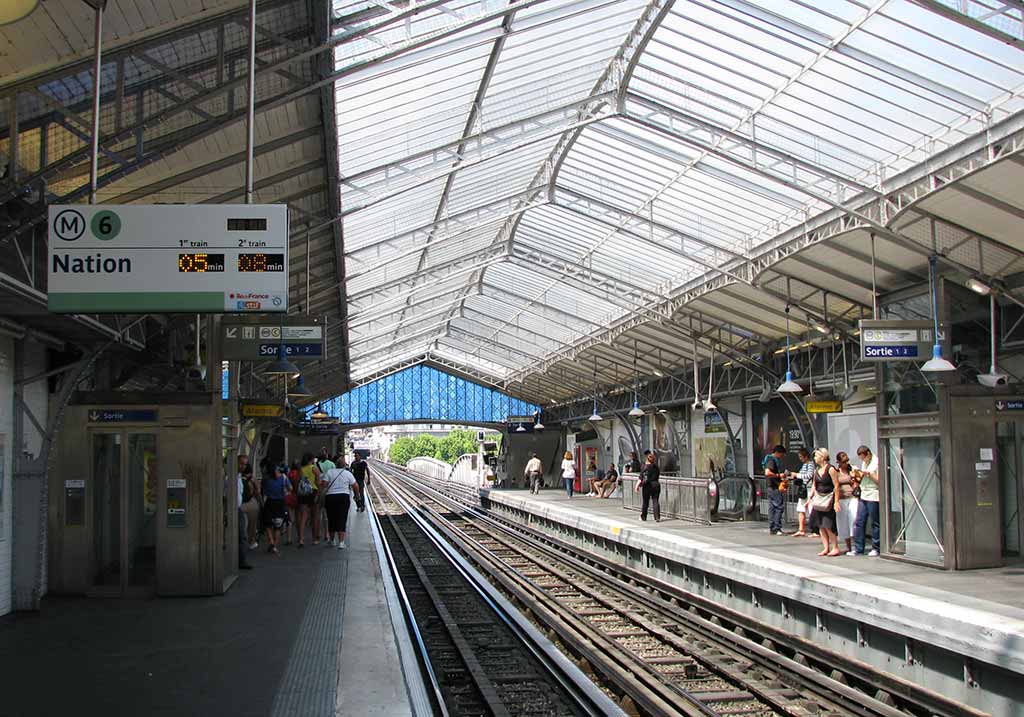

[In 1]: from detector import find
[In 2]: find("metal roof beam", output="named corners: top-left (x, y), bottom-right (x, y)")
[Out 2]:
top-left (908, 0), bottom-right (1023, 49)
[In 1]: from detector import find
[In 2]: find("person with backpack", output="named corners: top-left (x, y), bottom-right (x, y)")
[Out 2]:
top-left (299, 453), bottom-right (322, 545)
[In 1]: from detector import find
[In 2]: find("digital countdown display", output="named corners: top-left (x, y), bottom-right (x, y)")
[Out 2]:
top-left (48, 204), bottom-right (289, 314)
top-left (238, 253), bottom-right (285, 272)
top-left (178, 253), bottom-right (225, 272)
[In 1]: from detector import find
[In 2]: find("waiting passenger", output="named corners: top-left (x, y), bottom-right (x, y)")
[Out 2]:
top-left (810, 448), bottom-right (841, 557)
top-left (241, 464), bottom-right (261, 549)
top-left (560, 451), bottom-right (577, 498)
top-left (625, 451), bottom-right (641, 474)
top-left (762, 444), bottom-right (789, 536)
top-left (262, 464), bottom-right (289, 555)
top-left (285, 462), bottom-right (300, 546)
top-left (586, 460), bottom-right (603, 496)
top-left (852, 445), bottom-right (881, 556)
top-left (835, 452), bottom-right (859, 555)
top-left (599, 463), bottom-right (620, 498)
top-left (638, 452), bottom-right (661, 522)
top-left (791, 447), bottom-right (814, 537)
top-left (321, 461), bottom-right (360, 549)
top-left (525, 453), bottom-right (544, 494)
top-left (236, 455), bottom-right (253, 570)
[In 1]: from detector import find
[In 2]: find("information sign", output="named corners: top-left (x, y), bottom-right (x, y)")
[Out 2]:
top-left (167, 478), bottom-right (187, 528)
top-left (88, 409), bottom-right (159, 423)
top-left (47, 204), bottom-right (288, 314)
top-left (221, 316), bottom-right (324, 361)
top-left (806, 400), bottom-right (843, 414)
top-left (704, 411), bottom-right (726, 433)
top-left (859, 320), bottom-right (944, 362)
top-left (241, 403), bottom-right (285, 418)
top-left (995, 400), bottom-right (1024, 412)
top-left (65, 479), bottom-right (85, 527)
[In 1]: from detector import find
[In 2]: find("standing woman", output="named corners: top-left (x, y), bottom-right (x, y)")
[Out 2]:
top-left (791, 448), bottom-right (815, 537)
top-left (261, 464), bottom-right (289, 555)
top-left (284, 462), bottom-right (300, 546)
top-left (834, 452), bottom-right (860, 555)
top-left (560, 451), bottom-right (576, 498)
top-left (321, 461), bottom-right (360, 549)
top-left (240, 464), bottom-right (261, 549)
top-left (639, 452), bottom-right (661, 522)
top-left (811, 448), bottom-right (841, 557)
top-left (300, 453), bottom-right (322, 545)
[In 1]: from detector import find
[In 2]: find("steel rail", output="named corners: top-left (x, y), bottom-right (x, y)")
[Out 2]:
top-left (376, 460), bottom-right (990, 717)
top-left (369, 475), bottom-right (618, 717)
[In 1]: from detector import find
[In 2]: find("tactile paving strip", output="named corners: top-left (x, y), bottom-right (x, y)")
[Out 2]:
top-left (270, 558), bottom-right (348, 717)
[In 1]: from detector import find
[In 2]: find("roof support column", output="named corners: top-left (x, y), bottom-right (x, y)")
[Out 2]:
top-left (89, 2), bottom-right (105, 205)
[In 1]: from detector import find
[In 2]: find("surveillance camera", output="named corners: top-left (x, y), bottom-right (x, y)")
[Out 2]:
top-left (979, 373), bottom-right (1008, 388)
top-left (186, 364), bottom-right (207, 382)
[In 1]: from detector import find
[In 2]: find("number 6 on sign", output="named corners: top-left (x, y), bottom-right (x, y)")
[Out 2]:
top-left (91, 210), bottom-right (121, 240)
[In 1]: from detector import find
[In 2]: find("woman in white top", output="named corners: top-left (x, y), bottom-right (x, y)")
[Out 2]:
top-left (560, 451), bottom-right (577, 498)
top-left (320, 463), bottom-right (360, 549)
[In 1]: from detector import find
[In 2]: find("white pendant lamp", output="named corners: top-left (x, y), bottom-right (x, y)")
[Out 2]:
top-left (921, 255), bottom-right (956, 372)
top-left (589, 356), bottom-right (602, 421)
top-left (628, 341), bottom-right (644, 417)
top-left (534, 409), bottom-right (545, 431)
top-left (777, 303), bottom-right (803, 393)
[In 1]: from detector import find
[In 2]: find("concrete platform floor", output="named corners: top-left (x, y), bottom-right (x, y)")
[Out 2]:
top-left (496, 487), bottom-right (1024, 620)
top-left (0, 509), bottom-right (415, 717)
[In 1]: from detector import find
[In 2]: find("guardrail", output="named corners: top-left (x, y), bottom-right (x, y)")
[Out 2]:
top-left (406, 456), bottom-right (452, 481)
top-left (620, 473), bottom-right (712, 525)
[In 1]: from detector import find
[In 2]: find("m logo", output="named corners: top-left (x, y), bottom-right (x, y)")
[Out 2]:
top-left (53, 209), bottom-right (86, 241)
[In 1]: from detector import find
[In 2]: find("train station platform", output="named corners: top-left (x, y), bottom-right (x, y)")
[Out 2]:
top-left (0, 509), bottom-right (426, 717)
top-left (481, 487), bottom-right (1024, 714)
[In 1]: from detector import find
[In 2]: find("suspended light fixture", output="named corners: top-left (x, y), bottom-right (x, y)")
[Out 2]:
top-left (810, 316), bottom-right (829, 335)
top-left (310, 403), bottom-right (329, 420)
top-left (264, 336), bottom-right (300, 378)
top-left (967, 277), bottom-right (992, 296)
top-left (534, 409), bottom-right (545, 431)
top-left (628, 340), bottom-right (645, 417)
top-left (0, 0), bottom-right (39, 26)
top-left (704, 342), bottom-right (717, 412)
top-left (288, 375), bottom-right (313, 398)
top-left (777, 303), bottom-right (803, 393)
top-left (515, 423), bottom-right (527, 432)
top-left (922, 255), bottom-right (956, 372)
top-left (589, 356), bottom-right (602, 422)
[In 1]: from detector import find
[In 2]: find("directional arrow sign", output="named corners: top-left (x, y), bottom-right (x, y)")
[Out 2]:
top-left (225, 327), bottom-right (238, 339)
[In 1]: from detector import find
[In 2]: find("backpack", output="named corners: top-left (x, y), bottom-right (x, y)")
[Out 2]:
top-left (241, 477), bottom-right (253, 503)
top-left (297, 473), bottom-right (314, 496)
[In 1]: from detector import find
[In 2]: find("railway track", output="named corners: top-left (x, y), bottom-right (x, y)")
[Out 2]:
top-left (370, 460), bottom-right (988, 717)
top-left (368, 478), bottom-right (623, 717)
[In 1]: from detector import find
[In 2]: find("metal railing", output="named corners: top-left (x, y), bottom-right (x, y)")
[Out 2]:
top-left (406, 456), bottom-right (451, 482)
top-left (620, 473), bottom-right (712, 525)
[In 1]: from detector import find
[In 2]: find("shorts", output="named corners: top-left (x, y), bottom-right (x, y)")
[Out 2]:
top-left (796, 497), bottom-right (808, 514)
top-left (263, 498), bottom-right (286, 529)
top-left (299, 493), bottom-right (316, 506)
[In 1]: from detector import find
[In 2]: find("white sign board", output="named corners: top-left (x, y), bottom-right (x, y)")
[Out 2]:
top-left (48, 204), bottom-right (288, 314)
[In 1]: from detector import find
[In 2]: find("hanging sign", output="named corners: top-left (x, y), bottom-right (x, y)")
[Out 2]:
top-left (704, 411), bottom-right (726, 433)
top-left (88, 409), bottom-right (159, 423)
top-left (995, 400), bottom-right (1024, 412)
top-left (859, 320), bottom-right (944, 361)
top-left (221, 316), bottom-right (325, 361)
top-left (806, 400), bottom-right (843, 414)
top-left (241, 403), bottom-right (285, 418)
top-left (48, 204), bottom-right (288, 314)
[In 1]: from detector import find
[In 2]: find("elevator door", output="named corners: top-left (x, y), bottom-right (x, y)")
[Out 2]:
top-left (996, 420), bottom-right (1023, 558)
top-left (90, 430), bottom-right (158, 595)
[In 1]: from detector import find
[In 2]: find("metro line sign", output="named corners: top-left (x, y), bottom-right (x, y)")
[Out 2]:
top-left (859, 320), bottom-right (945, 362)
top-left (47, 204), bottom-right (289, 314)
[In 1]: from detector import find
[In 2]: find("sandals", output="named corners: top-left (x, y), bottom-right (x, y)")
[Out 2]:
top-left (791, 531), bottom-right (806, 537)
top-left (826, 549), bottom-right (843, 557)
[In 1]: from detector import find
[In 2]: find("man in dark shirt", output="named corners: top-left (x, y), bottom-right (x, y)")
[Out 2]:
top-left (350, 452), bottom-right (369, 512)
top-left (763, 444), bottom-right (788, 536)
top-left (625, 451), bottom-right (642, 474)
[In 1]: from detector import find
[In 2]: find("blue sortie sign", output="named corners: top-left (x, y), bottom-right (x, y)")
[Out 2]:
top-left (88, 409), bottom-right (159, 423)
top-left (258, 343), bottom-right (323, 357)
top-left (863, 345), bottom-right (919, 358)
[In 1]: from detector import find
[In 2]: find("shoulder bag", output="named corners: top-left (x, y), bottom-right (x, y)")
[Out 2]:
top-left (810, 466), bottom-right (835, 512)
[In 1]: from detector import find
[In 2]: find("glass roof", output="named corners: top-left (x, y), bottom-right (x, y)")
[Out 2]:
top-left (333, 0), bottom-right (1024, 396)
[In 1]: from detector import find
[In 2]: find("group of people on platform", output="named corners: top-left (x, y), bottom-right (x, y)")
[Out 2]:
top-left (235, 448), bottom-right (370, 569)
top-left (525, 449), bottom-right (663, 521)
top-left (763, 443), bottom-right (881, 558)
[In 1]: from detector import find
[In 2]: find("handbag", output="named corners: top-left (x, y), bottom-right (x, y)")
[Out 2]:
top-left (810, 491), bottom-right (834, 512)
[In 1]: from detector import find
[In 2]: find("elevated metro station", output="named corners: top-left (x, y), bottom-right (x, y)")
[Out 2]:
top-left (2, 0), bottom-right (1024, 715)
